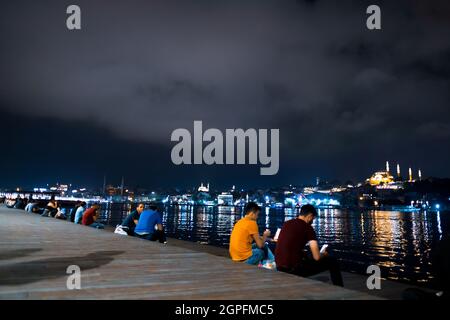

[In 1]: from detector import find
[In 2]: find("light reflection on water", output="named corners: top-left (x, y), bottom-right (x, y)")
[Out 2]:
top-left (102, 204), bottom-right (449, 287)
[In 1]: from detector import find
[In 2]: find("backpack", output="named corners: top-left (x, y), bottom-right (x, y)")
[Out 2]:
top-left (114, 225), bottom-right (129, 236)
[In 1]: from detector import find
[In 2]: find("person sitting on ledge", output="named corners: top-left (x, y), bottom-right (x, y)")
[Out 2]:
top-left (69, 201), bottom-right (81, 222)
top-left (81, 203), bottom-right (104, 229)
top-left (229, 202), bottom-right (272, 265)
top-left (25, 200), bottom-right (40, 214)
top-left (54, 207), bottom-right (67, 220)
top-left (121, 203), bottom-right (145, 236)
top-left (275, 204), bottom-right (344, 287)
top-left (41, 195), bottom-right (58, 217)
top-left (134, 205), bottom-right (166, 243)
top-left (13, 196), bottom-right (25, 209)
top-left (74, 201), bottom-right (87, 224)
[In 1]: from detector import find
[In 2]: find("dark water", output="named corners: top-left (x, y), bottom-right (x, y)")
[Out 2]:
top-left (101, 204), bottom-right (449, 287)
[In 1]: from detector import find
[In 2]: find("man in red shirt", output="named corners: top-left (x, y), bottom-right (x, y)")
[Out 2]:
top-left (82, 203), bottom-right (104, 229)
top-left (275, 204), bottom-right (343, 286)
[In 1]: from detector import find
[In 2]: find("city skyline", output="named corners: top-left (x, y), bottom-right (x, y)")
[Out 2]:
top-left (1, 159), bottom-right (436, 192)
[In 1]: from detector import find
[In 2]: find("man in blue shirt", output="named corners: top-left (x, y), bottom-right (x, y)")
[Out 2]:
top-left (74, 202), bottom-right (87, 224)
top-left (134, 205), bottom-right (166, 243)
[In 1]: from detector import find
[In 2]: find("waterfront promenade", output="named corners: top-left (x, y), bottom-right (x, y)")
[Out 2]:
top-left (0, 206), bottom-right (377, 300)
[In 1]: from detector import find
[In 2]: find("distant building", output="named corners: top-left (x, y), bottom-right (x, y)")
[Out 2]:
top-left (198, 183), bottom-right (209, 193)
top-left (217, 192), bottom-right (233, 206)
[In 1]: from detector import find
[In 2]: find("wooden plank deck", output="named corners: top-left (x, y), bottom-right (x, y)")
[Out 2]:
top-left (166, 238), bottom-right (437, 300)
top-left (0, 206), bottom-right (378, 300)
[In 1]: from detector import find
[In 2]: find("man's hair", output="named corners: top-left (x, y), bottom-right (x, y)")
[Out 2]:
top-left (149, 204), bottom-right (158, 211)
top-left (244, 202), bottom-right (260, 215)
top-left (299, 204), bottom-right (317, 217)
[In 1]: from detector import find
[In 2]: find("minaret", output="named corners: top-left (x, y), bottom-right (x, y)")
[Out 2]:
top-left (386, 161), bottom-right (390, 173)
top-left (396, 163), bottom-right (401, 178)
top-left (408, 167), bottom-right (413, 182)
top-left (102, 174), bottom-right (106, 196)
top-left (418, 169), bottom-right (422, 181)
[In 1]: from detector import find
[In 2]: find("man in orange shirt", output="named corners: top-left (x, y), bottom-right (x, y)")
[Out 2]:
top-left (229, 202), bottom-right (272, 265)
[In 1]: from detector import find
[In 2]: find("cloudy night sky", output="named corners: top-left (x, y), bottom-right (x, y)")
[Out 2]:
top-left (1, 0), bottom-right (450, 190)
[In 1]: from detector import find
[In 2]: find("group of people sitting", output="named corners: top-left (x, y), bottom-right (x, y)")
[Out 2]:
top-left (8, 195), bottom-right (341, 285)
top-left (7, 195), bottom-right (106, 229)
top-left (229, 202), bottom-right (344, 287)
top-left (116, 203), bottom-right (167, 243)
top-left (7, 195), bottom-right (341, 285)
top-left (70, 201), bottom-right (104, 229)
top-left (7, 195), bottom-right (167, 244)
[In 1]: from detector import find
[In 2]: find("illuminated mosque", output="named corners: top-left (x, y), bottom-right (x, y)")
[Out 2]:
top-left (367, 161), bottom-right (422, 186)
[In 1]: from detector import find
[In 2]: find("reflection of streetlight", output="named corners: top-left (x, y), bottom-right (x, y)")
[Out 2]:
top-left (435, 204), bottom-right (440, 210)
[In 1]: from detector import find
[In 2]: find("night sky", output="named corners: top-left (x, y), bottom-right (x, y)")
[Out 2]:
top-left (1, 0), bottom-right (450, 190)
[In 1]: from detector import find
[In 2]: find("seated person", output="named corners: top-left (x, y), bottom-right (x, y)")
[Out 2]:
top-left (275, 204), bottom-right (343, 286)
top-left (69, 201), bottom-right (81, 222)
top-left (54, 207), bottom-right (67, 220)
top-left (13, 197), bottom-right (25, 209)
top-left (121, 203), bottom-right (145, 236)
top-left (74, 202), bottom-right (87, 224)
top-left (25, 201), bottom-right (40, 213)
top-left (134, 205), bottom-right (166, 243)
top-left (229, 202), bottom-right (272, 265)
top-left (5, 198), bottom-right (16, 208)
top-left (81, 203), bottom-right (104, 229)
top-left (42, 195), bottom-right (58, 217)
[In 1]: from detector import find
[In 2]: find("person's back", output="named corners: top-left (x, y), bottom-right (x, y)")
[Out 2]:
top-left (275, 218), bottom-right (316, 270)
top-left (47, 199), bottom-right (57, 209)
top-left (229, 216), bottom-right (259, 261)
top-left (275, 204), bottom-right (343, 286)
top-left (134, 209), bottom-right (161, 235)
top-left (70, 204), bottom-right (80, 222)
top-left (14, 198), bottom-right (23, 209)
top-left (74, 204), bottom-right (86, 224)
top-left (25, 202), bottom-right (35, 213)
top-left (82, 207), bottom-right (96, 226)
top-left (228, 202), bottom-right (272, 265)
top-left (45, 198), bottom-right (58, 217)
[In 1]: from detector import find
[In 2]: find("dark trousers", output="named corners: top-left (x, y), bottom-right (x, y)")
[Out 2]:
top-left (279, 256), bottom-right (344, 287)
top-left (136, 229), bottom-right (167, 243)
top-left (126, 228), bottom-right (135, 236)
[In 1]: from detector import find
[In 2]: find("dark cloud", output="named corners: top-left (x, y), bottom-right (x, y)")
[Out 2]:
top-left (1, 0), bottom-right (449, 188)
